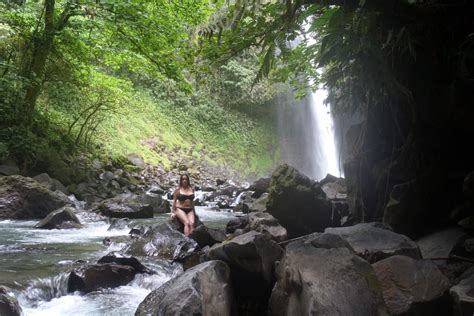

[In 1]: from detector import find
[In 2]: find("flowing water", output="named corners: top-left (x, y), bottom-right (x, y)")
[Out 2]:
top-left (276, 89), bottom-right (342, 180)
top-left (0, 204), bottom-right (239, 316)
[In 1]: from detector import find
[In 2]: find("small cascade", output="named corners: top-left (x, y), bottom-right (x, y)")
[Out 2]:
top-left (18, 273), bottom-right (70, 308)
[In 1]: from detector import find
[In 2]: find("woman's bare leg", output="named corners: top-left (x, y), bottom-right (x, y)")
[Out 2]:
top-left (174, 209), bottom-right (191, 235)
top-left (186, 211), bottom-right (195, 234)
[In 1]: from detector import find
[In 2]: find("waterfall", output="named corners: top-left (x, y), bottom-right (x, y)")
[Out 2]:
top-left (276, 89), bottom-right (342, 180)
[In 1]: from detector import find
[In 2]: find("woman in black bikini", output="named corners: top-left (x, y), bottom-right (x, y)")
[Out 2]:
top-left (171, 174), bottom-right (195, 236)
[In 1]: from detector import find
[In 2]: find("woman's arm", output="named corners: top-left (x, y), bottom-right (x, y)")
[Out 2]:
top-left (172, 189), bottom-right (178, 212)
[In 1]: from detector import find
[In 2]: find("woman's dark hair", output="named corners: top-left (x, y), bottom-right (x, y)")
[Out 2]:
top-left (179, 174), bottom-right (191, 187)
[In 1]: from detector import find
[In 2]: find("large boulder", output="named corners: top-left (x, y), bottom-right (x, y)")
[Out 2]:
top-left (373, 255), bottom-right (450, 315)
top-left (269, 233), bottom-right (388, 315)
top-left (208, 231), bottom-right (283, 282)
top-left (325, 222), bottom-right (421, 263)
top-left (135, 260), bottom-right (233, 316)
top-left (32, 173), bottom-right (68, 194)
top-left (83, 264), bottom-right (137, 293)
top-left (34, 206), bottom-right (82, 229)
top-left (266, 164), bottom-right (333, 237)
top-left (124, 222), bottom-right (199, 261)
top-left (0, 175), bottom-right (69, 219)
top-left (0, 286), bottom-right (22, 316)
top-left (208, 231), bottom-right (283, 315)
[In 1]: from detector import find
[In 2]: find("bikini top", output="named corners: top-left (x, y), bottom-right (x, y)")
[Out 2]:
top-left (177, 191), bottom-right (195, 202)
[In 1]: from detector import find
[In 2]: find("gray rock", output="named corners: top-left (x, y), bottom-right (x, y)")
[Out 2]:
top-left (249, 193), bottom-right (268, 212)
top-left (33, 173), bottom-right (68, 194)
top-left (0, 286), bottom-right (22, 316)
top-left (208, 231), bottom-right (283, 282)
top-left (248, 212), bottom-right (287, 242)
top-left (373, 255), bottom-right (450, 315)
top-left (325, 222), bottom-right (421, 263)
top-left (0, 175), bottom-right (69, 219)
top-left (124, 222), bottom-right (199, 261)
top-left (34, 206), bottom-right (82, 229)
top-left (83, 264), bottom-right (136, 293)
top-left (136, 260), bottom-right (233, 316)
top-left (269, 233), bottom-right (388, 316)
top-left (188, 225), bottom-right (226, 248)
top-left (249, 177), bottom-right (271, 198)
top-left (127, 154), bottom-right (145, 169)
top-left (450, 274), bottom-right (474, 316)
top-left (267, 164), bottom-right (333, 237)
top-left (416, 227), bottom-right (466, 259)
top-left (96, 202), bottom-right (153, 219)
top-left (0, 165), bottom-right (19, 176)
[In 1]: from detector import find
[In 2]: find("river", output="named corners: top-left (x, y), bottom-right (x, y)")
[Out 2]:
top-left (0, 205), bottom-right (239, 316)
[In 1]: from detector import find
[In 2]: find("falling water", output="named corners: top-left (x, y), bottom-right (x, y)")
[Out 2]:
top-left (276, 89), bottom-right (341, 180)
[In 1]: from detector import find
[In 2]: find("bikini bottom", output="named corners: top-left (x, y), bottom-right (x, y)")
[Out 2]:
top-left (177, 207), bottom-right (193, 214)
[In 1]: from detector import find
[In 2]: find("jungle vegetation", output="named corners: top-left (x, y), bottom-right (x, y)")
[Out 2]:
top-left (1, 0), bottom-right (473, 182)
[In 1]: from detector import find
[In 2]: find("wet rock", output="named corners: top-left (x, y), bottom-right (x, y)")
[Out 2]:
top-left (83, 264), bottom-right (137, 293)
top-left (97, 253), bottom-right (153, 274)
top-left (373, 255), bottom-right (450, 315)
top-left (267, 164), bottom-right (333, 237)
top-left (136, 260), bottom-right (233, 316)
top-left (0, 175), bottom-right (69, 219)
top-left (325, 222), bottom-right (421, 263)
top-left (107, 218), bottom-right (130, 231)
top-left (34, 206), bottom-right (82, 229)
top-left (124, 222), bottom-right (199, 261)
top-left (96, 201), bottom-right (153, 219)
top-left (0, 286), bottom-right (22, 316)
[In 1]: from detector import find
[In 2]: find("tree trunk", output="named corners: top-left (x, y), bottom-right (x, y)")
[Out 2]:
top-left (21, 0), bottom-right (56, 121)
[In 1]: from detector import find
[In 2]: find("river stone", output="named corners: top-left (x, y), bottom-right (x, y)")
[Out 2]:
top-left (249, 193), bottom-right (269, 212)
top-left (373, 255), bottom-right (450, 315)
top-left (0, 175), bottom-right (69, 219)
top-left (0, 286), bottom-right (22, 316)
top-left (188, 225), bottom-right (226, 248)
top-left (34, 206), bottom-right (82, 229)
top-left (98, 253), bottom-right (154, 274)
top-left (135, 260), bottom-right (233, 316)
top-left (267, 164), bottom-right (333, 237)
top-left (269, 233), bottom-right (388, 316)
top-left (249, 177), bottom-right (271, 198)
top-left (83, 264), bottom-right (137, 293)
top-left (124, 222), bottom-right (199, 261)
top-left (450, 274), bottom-right (474, 315)
top-left (248, 211), bottom-right (287, 242)
top-left (32, 173), bottom-right (68, 194)
top-left (96, 201), bottom-right (153, 219)
top-left (324, 222), bottom-right (421, 263)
